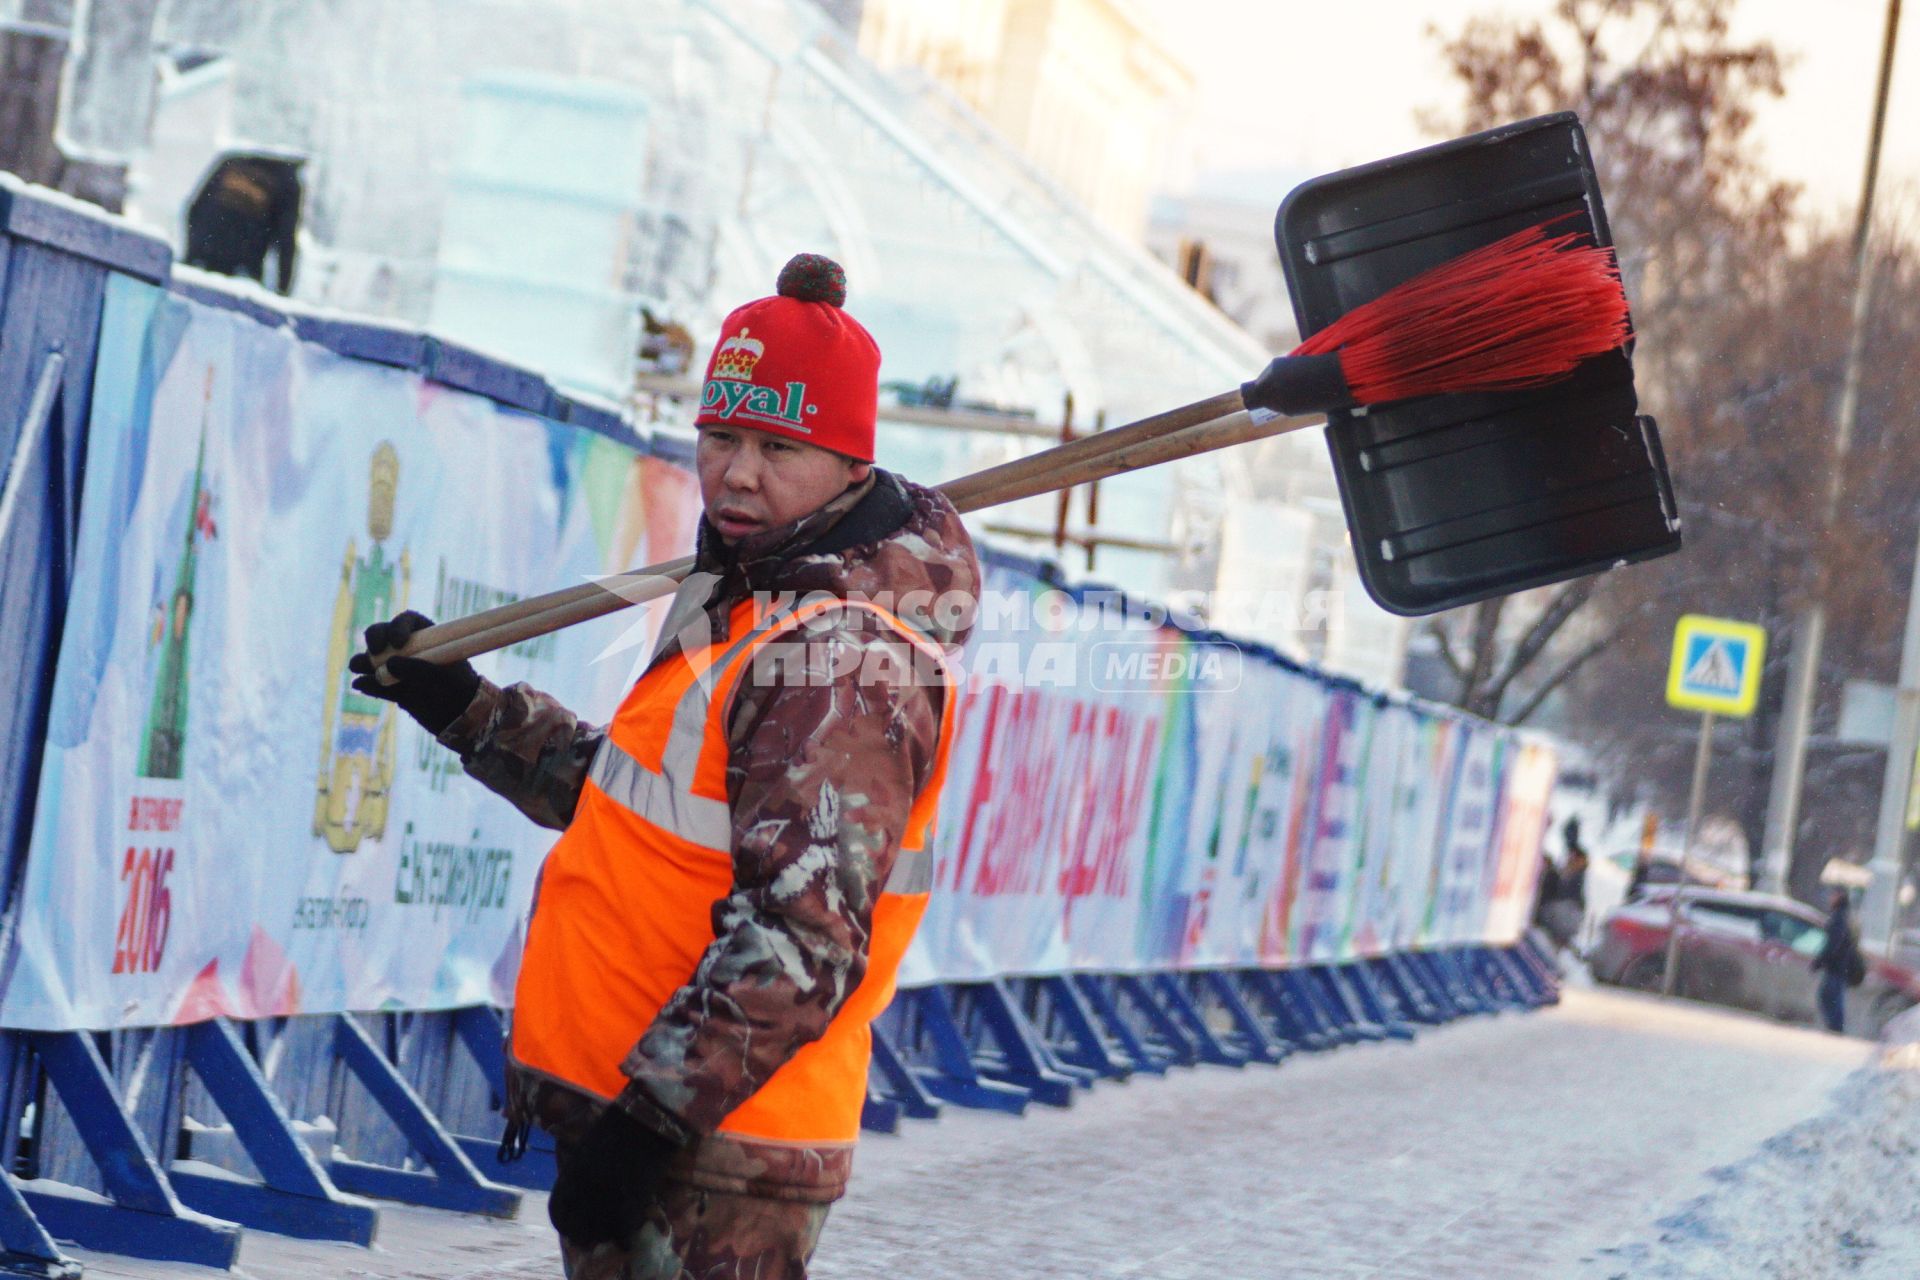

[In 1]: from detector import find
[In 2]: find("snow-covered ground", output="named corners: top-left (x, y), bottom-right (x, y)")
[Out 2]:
top-left (64, 986), bottom-right (1894, 1279)
top-left (819, 985), bottom-right (1869, 1278)
top-left (1580, 1011), bottom-right (1920, 1280)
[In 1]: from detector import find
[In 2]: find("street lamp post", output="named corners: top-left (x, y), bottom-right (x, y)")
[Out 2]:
top-left (1759, 0), bottom-right (1905, 898)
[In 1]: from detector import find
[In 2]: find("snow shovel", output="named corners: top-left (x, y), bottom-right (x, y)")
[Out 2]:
top-left (1273, 110), bottom-right (1678, 614)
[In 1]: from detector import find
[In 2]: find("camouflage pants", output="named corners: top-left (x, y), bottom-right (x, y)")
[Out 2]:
top-left (557, 1178), bottom-right (831, 1280)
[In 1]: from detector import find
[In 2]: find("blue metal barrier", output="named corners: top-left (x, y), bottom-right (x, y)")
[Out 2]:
top-left (0, 178), bottom-right (174, 1278)
top-left (960, 979), bottom-right (1088, 1104)
top-left (1200, 971), bottom-right (1291, 1064)
top-left (1515, 931), bottom-right (1565, 1004)
top-left (1375, 954), bottom-right (1445, 1025)
top-left (319, 1016), bottom-right (520, 1218)
top-left (1110, 974), bottom-right (1202, 1067)
top-left (1444, 948), bottom-right (1503, 1015)
top-left (442, 1007), bottom-right (559, 1193)
top-left (1343, 963), bottom-right (1417, 1041)
top-left (21, 1032), bottom-right (241, 1269)
top-left (1022, 976), bottom-right (1134, 1081)
top-left (866, 1024), bottom-right (942, 1131)
top-left (1312, 968), bottom-right (1387, 1042)
top-left (1241, 970), bottom-right (1330, 1050)
top-left (0, 1175), bottom-right (74, 1280)
top-left (1135, 974), bottom-right (1242, 1068)
top-left (887, 987), bottom-right (1032, 1115)
top-left (1066, 974), bottom-right (1173, 1074)
top-left (865, 948), bottom-right (1547, 1133)
top-left (1280, 968), bottom-right (1353, 1045)
top-left (1403, 951), bottom-right (1468, 1019)
top-left (170, 1020), bottom-right (378, 1244)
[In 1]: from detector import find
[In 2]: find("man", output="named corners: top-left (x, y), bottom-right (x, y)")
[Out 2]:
top-left (1535, 818), bottom-right (1589, 960)
top-left (1811, 887), bottom-right (1862, 1035)
top-left (1531, 852), bottom-right (1562, 926)
top-left (1624, 849), bottom-right (1653, 901)
top-left (349, 254), bottom-right (979, 1278)
top-left (1557, 826), bottom-right (1589, 917)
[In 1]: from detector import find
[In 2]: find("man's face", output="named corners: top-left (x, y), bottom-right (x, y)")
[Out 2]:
top-left (696, 424), bottom-right (869, 543)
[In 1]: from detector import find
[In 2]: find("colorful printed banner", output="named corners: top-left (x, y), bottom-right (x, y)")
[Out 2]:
top-left (902, 561), bottom-right (1554, 985)
top-left (0, 278), bottom-right (698, 1030)
top-left (1, 279), bottom-right (1552, 1031)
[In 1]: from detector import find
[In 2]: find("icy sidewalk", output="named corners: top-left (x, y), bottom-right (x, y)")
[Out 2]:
top-left (63, 986), bottom-right (1869, 1279)
top-left (818, 985), bottom-right (1866, 1278)
top-left (1583, 1013), bottom-right (1920, 1279)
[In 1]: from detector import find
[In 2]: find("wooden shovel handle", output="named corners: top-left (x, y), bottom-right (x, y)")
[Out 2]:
top-left (947, 404), bottom-right (1319, 513)
top-left (392, 389), bottom-right (1314, 670)
top-left (938, 388), bottom-right (1245, 511)
top-left (1051, 407), bottom-right (1308, 487)
top-left (408, 562), bottom-right (692, 666)
top-left (398, 556), bottom-right (695, 664)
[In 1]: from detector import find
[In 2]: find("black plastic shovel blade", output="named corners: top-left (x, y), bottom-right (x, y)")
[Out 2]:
top-left (1274, 112), bottom-right (1682, 617)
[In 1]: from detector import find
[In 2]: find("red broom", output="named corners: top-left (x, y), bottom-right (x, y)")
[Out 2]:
top-left (1242, 218), bottom-right (1632, 416)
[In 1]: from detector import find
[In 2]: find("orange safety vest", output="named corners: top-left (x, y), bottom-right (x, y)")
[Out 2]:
top-left (511, 594), bottom-right (955, 1146)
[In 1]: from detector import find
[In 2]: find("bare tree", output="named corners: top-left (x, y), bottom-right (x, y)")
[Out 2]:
top-left (1426, 2), bottom-right (1920, 894)
top-left (1420, 0), bottom-right (1800, 724)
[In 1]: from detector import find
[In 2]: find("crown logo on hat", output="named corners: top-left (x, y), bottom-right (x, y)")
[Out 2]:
top-left (711, 327), bottom-right (765, 382)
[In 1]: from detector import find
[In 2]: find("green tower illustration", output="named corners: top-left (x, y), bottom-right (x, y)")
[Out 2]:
top-left (138, 377), bottom-right (217, 780)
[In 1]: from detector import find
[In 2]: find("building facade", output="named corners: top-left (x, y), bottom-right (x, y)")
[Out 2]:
top-left (846, 0), bottom-right (1193, 243)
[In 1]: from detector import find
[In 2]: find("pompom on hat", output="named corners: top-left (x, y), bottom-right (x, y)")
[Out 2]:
top-left (693, 253), bottom-right (880, 462)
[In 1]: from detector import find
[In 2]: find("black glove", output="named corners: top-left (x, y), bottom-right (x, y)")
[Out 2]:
top-left (548, 1104), bottom-right (680, 1248)
top-left (347, 611), bottom-right (481, 735)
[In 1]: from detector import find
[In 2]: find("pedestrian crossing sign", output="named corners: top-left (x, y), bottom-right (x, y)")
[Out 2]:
top-left (1666, 614), bottom-right (1767, 717)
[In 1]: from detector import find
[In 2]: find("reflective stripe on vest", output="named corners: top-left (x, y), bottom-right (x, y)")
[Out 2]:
top-left (585, 738), bottom-right (730, 848)
top-left (510, 595), bottom-right (956, 1146)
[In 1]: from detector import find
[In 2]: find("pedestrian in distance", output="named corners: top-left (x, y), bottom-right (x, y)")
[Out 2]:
top-left (1811, 887), bottom-right (1866, 1035)
top-left (1536, 818), bottom-right (1590, 962)
top-left (1625, 849), bottom-right (1654, 900)
top-left (1559, 817), bottom-right (1590, 911)
top-left (1532, 850), bottom-right (1563, 926)
top-left (349, 254), bottom-right (980, 1279)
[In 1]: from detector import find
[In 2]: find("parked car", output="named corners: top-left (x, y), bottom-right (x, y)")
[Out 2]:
top-left (1610, 848), bottom-right (1745, 894)
top-left (1590, 886), bottom-right (1920, 1036)
top-left (1895, 928), bottom-right (1920, 974)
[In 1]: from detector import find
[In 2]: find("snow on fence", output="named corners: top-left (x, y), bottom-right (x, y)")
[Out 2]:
top-left (0, 177), bottom-right (1561, 1271)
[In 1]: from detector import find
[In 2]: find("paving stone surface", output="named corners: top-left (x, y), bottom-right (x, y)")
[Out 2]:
top-left (63, 985), bottom-right (1869, 1279)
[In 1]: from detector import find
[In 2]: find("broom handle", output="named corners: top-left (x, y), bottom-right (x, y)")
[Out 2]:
top-left (937, 388), bottom-right (1245, 511)
top-left (945, 403), bottom-right (1319, 512)
top-left (402, 389), bottom-right (1303, 668)
top-left (407, 555), bottom-right (700, 656)
top-left (1019, 404), bottom-right (1301, 494)
top-left (411, 566), bottom-right (693, 664)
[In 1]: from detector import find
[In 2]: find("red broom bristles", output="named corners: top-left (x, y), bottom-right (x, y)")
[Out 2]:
top-left (1292, 219), bottom-right (1632, 405)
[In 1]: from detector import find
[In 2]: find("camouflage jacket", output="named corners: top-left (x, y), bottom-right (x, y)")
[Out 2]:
top-left (437, 469), bottom-right (978, 1201)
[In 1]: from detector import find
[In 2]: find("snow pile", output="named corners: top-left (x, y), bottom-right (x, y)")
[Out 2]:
top-left (1878, 1003), bottom-right (1920, 1069)
top-left (1583, 1025), bottom-right (1920, 1278)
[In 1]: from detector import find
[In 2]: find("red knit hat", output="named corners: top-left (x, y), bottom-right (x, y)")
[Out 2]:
top-left (693, 254), bottom-right (880, 462)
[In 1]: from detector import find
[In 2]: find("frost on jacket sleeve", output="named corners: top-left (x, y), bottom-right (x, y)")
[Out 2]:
top-left (435, 676), bottom-right (606, 831)
top-left (611, 612), bottom-right (944, 1143)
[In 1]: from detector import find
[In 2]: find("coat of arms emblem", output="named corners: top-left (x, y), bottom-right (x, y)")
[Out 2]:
top-left (314, 442), bottom-right (409, 852)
